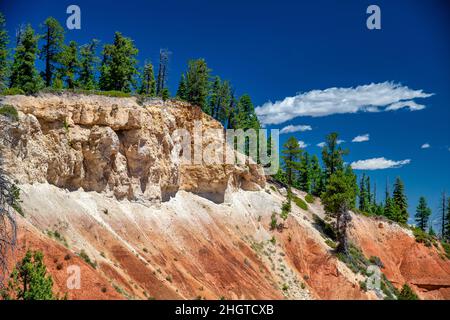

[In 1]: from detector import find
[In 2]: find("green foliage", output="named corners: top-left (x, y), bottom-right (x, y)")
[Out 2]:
top-left (0, 104), bottom-right (19, 121)
top-left (209, 76), bottom-right (231, 122)
top-left (176, 73), bottom-right (187, 100)
top-left (280, 199), bottom-right (291, 220)
top-left (78, 39), bottom-right (99, 90)
top-left (40, 17), bottom-right (65, 87)
top-left (412, 227), bottom-right (436, 247)
top-left (185, 58), bottom-right (210, 111)
top-left (321, 167), bottom-right (357, 214)
top-left (10, 24), bottom-right (42, 94)
top-left (369, 256), bottom-right (384, 268)
top-left (269, 236), bottom-right (276, 245)
top-left (441, 242), bottom-right (450, 260)
top-left (336, 243), bottom-right (370, 274)
top-left (298, 151), bottom-right (311, 193)
top-left (1, 87), bottom-right (25, 95)
top-left (305, 194), bottom-right (315, 204)
top-left (313, 214), bottom-right (337, 240)
top-left (58, 40), bottom-right (79, 89)
top-left (398, 284), bottom-right (419, 300)
top-left (415, 196), bottom-right (431, 231)
top-left (99, 32), bottom-right (138, 92)
top-left (1, 250), bottom-right (55, 300)
top-left (79, 249), bottom-right (97, 269)
top-left (46, 230), bottom-right (68, 247)
top-left (321, 132), bottom-right (348, 179)
top-left (161, 87), bottom-right (170, 101)
top-left (281, 137), bottom-right (302, 186)
top-left (325, 239), bottom-right (337, 249)
top-left (0, 13), bottom-right (9, 91)
top-left (139, 61), bottom-right (156, 96)
top-left (292, 194), bottom-right (308, 211)
top-left (392, 177), bottom-right (409, 224)
top-left (270, 212), bottom-right (278, 230)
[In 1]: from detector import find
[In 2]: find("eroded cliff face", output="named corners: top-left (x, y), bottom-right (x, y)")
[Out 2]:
top-left (1, 93), bottom-right (449, 300)
top-left (0, 93), bottom-right (265, 203)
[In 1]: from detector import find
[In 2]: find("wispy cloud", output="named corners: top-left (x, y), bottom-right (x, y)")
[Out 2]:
top-left (298, 140), bottom-right (308, 148)
top-left (351, 157), bottom-right (411, 170)
top-left (317, 142), bottom-right (326, 148)
top-left (280, 124), bottom-right (312, 134)
top-left (255, 82), bottom-right (433, 125)
top-left (352, 134), bottom-right (370, 143)
top-left (421, 143), bottom-right (430, 149)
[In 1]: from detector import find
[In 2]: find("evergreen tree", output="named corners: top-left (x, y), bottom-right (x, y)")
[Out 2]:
top-left (321, 132), bottom-right (348, 180)
top-left (1, 250), bottom-right (54, 300)
top-left (40, 17), bottom-right (65, 87)
top-left (161, 87), bottom-right (170, 102)
top-left (428, 225), bottom-right (436, 237)
top-left (0, 12), bottom-right (9, 91)
top-left (321, 166), bottom-right (358, 254)
top-left (208, 76), bottom-right (221, 117)
top-left (58, 40), bottom-right (79, 89)
top-left (415, 196), bottom-right (431, 231)
top-left (234, 94), bottom-right (260, 130)
top-left (281, 137), bottom-right (302, 186)
top-left (78, 39), bottom-right (99, 90)
top-left (359, 173), bottom-right (369, 212)
top-left (310, 155), bottom-right (323, 196)
top-left (9, 25), bottom-right (42, 93)
top-left (366, 175), bottom-right (372, 212)
top-left (176, 73), bottom-right (187, 100)
top-left (298, 151), bottom-right (311, 193)
top-left (99, 32), bottom-right (138, 92)
top-left (445, 198), bottom-right (450, 241)
top-left (139, 61), bottom-right (156, 96)
top-left (393, 177), bottom-right (409, 224)
top-left (185, 58), bottom-right (210, 112)
top-left (440, 192), bottom-right (447, 239)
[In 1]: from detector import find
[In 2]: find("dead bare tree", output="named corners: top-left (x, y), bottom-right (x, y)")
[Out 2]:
top-left (156, 48), bottom-right (171, 96)
top-left (0, 147), bottom-right (17, 287)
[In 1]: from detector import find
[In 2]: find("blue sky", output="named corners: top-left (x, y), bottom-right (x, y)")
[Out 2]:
top-left (1, 0), bottom-right (449, 229)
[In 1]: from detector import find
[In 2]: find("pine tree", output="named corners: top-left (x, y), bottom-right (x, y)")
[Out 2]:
top-left (393, 177), bottom-right (409, 224)
top-left (321, 132), bottom-right (348, 180)
top-left (9, 24), bottom-right (42, 94)
top-left (58, 40), bottom-right (79, 89)
top-left (440, 192), bottom-right (447, 239)
top-left (176, 73), bottom-right (187, 100)
top-left (161, 87), bottom-right (170, 101)
top-left (321, 166), bottom-right (357, 254)
top-left (78, 39), bottom-right (98, 90)
top-left (139, 61), bottom-right (156, 96)
top-left (185, 58), bottom-right (210, 112)
top-left (1, 250), bottom-right (54, 300)
top-left (445, 198), bottom-right (450, 242)
top-left (428, 225), bottom-right (436, 237)
top-left (99, 32), bottom-right (138, 92)
top-left (366, 176), bottom-right (372, 212)
top-left (281, 137), bottom-right (302, 186)
top-left (0, 13), bottom-right (9, 91)
top-left (359, 173), bottom-right (368, 212)
top-left (234, 94), bottom-right (260, 130)
top-left (40, 17), bottom-right (65, 87)
top-left (415, 196), bottom-right (431, 231)
top-left (310, 155), bottom-right (323, 196)
top-left (299, 151), bottom-right (311, 193)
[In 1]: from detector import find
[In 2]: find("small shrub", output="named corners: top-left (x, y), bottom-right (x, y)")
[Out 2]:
top-left (305, 194), bottom-right (315, 204)
top-left (269, 236), bottom-right (276, 245)
top-left (325, 239), bottom-right (337, 249)
top-left (0, 104), bottom-right (19, 121)
top-left (280, 201), bottom-right (291, 220)
top-left (56, 263), bottom-right (63, 271)
top-left (1, 87), bottom-right (25, 95)
top-left (143, 248), bottom-right (148, 253)
top-left (412, 227), bottom-right (435, 247)
top-left (441, 242), bottom-right (450, 260)
top-left (64, 254), bottom-right (71, 261)
top-left (292, 195), bottom-right (308, 211)
top-left (359, 280), bottom-right (367, 292)
top-left (270, 212), bottom-right (278, 230)
top-left (79, 250), bottom-right (97, 269)
top-left (101, 287), bottom-right (107, 293)
top-left (313, 214), bottom-right (337, 240)
top-left (398, 284), bottom-right (419, 300)
top-left (369, 256), bottom-right (384, 268)
top-left (165, 275), bottom-right (172, 282)
top-left (282, 283), bottom-right (289, 291)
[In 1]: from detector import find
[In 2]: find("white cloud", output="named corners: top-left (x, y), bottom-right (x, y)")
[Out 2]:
top-left (350, 157), bottom-right (411, 170)
top-left (298, 140), bottom-right (308, 148)
top-left (337, 139), bottom-right (345, 144)
top-left (317, 142), bottom-right (325, 148)
top-left (280, 124), bottom-right (312, 134)
top-left (421, 143), bottom-right (430, 149)
top-left (255, 82), bottom-right (433, 125)
top-left (352, 134), bottom-right (370, 143)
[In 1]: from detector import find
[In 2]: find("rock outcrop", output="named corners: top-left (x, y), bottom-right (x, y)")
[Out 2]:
top-left (0, 93), bottom-right (265, 203)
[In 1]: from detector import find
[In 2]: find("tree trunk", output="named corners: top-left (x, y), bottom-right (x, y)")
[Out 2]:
top-left (336, 205), bottom-right (352, 255)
